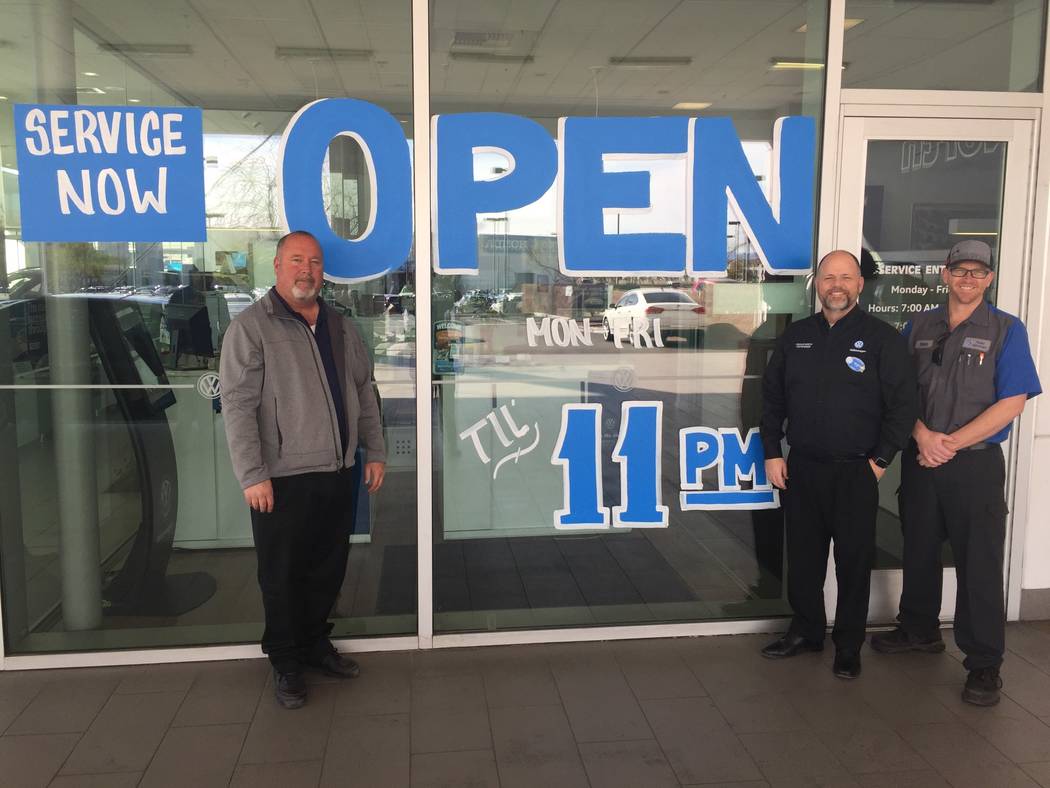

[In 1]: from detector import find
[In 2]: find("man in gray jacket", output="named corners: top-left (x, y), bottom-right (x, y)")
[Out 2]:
top-left (220, 230), bottom-right (386, 709)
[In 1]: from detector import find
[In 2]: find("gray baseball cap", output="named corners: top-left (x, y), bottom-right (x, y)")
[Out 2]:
top-left (947, 239), bottom-right (993, 269)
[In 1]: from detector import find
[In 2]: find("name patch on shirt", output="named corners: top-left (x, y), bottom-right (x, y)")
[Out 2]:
top-left (914, 339), bottom-right (935, 349)
top-left (795, 342), bottom-right (813, 349)
top-left (962, 336), bottom-right (992, 352)
top-left (845, 356), bottom-right (866, 373)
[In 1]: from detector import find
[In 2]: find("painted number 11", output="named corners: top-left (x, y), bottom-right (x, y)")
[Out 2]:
top-left (551, 402), bottom-right (669, 529)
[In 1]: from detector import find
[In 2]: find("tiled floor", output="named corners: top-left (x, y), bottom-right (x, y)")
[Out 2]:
top-left (7, 623), bottom-right (1050, 787)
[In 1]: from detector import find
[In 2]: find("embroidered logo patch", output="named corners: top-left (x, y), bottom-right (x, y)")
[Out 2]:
top-left (845, 356), bottom-right (866, 373)
top-left (795, 342), bottom-right (813, 349)
top-left (915, 339), bottom-right (935, 349)
top-left (962, 336), bottom-right (992, 352)
top-left (853, 340), bottom-right (864, 349)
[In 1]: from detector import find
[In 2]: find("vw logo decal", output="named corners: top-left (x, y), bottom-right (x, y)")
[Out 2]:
top-left (197, 372), bottom-right (222, 399)
top-left (613, 367), bottom-right (636, 392)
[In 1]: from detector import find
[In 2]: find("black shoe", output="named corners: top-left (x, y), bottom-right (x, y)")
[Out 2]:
top-left (307, 651), bottom-right (362, 679)
top-left (962, 667), bottom-right (1002, 706)
top-left (870, 627), bottom-right (946, 654)
top-left (833, 650), bottom-right (862, 680)
top-left (761, 633), bottom-right (824, 659)
top-left (274, 669), bottom-right (307, 709)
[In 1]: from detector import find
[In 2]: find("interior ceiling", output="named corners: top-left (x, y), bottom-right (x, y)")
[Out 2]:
top-left (0, 0), bottom-right (1043, 140)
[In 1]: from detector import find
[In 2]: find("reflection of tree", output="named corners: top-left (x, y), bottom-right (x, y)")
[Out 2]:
top-left (208, 149), bottom-right (280, 229)
top-left (206, 136), bottom-right (358, 232)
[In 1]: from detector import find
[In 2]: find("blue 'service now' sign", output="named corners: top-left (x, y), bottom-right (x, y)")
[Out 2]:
top-left (14, 104), bottom-right (206, 242)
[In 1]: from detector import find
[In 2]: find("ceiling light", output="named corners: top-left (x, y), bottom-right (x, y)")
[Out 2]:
top-left (672, 101), bottom-right (712, 110)
top-left (275, 47), bottom-right (372, 61)
top-left (82, 71), bottom-right (99, 77)
top-left (76, 86), bottom-right (106, 94)
top-left (796, 18), bottom-right (863, 33)
top-left (449, 51), bottom-right (533, 64)
top-left (770, 59), bottom-right (826, 70)
top-left (608, 56), bottom-right (692, 69)
top-left (948, 218), bottom-right (998, 236)
top-left (128, 98), bottom-right (141, 103)
top-left (0, 96), bottom-right (7, 101)
top-left (99, 43), bottom-right (193, 57)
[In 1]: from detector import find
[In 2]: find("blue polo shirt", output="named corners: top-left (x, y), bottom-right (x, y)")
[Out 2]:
top-left (904, 301), bottom-right (1041, 443)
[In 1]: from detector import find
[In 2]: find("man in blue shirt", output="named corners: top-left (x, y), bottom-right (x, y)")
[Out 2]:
top-left (872, 240), bottom-right (1042, 706)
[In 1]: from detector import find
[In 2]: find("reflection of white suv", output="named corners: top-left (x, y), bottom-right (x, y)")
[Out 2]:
top-left (602, 288), bottom-right (705, 344)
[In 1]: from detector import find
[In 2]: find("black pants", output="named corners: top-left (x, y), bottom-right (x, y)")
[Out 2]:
top-left (784, 453), bottom-right (879, 652)
top-left (251, 469), bottom-right (356, 673)
top-left (898, 443), bottom-right (1008, 671)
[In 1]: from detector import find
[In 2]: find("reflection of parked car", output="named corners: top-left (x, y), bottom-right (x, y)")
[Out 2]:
top-left (491, 291), bottom-right (523, 315)
top-left (602, 288), bottom-right (705, 344)
top-left (454, 290), bottom-right (494, 315)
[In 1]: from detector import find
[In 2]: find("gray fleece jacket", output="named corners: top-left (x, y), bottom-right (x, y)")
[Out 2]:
top-left (219, 289), bottom-right (386, 490)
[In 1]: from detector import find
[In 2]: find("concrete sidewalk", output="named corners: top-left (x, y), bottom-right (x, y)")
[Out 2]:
top-left (6, 623), bottom-right (1050, 786)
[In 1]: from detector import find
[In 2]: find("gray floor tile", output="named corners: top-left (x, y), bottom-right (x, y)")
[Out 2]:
top-left (115, 663), bottom-right (200, 695)
top-left (1002, 658), bottom-right (1050, 716)
top-left (481, 657), bottom-right (561, 708)
top-left (48, 773), bottom-right (143, 787)
top-left (59, 691), bottom-right (183, 775)
top-left (410, 749), bottom-right (499, 788)
top-left (854, 771), bottom-right (950, 787)
top-left (579, 739), bottom-right (679, 788)
top-left (738, 730), bottom-right (849, 782)
top-left (411, 708), bottom-right (492, 754)
top-left (412, 649), bottom-right (479, 678)
top-left (895, 721), bottom-right (1037, 784)
top-left (334, 660), bottom-right (411, 717)
top-left (322, 713), bottom-right (409, 788)
top-left (238, 682), bottom-right (337, 764)
top-left (552, 657), bottom-right (652, 742)
top-left (412, 673), bottom-right (486, 714)
top-left (171, 661), bottom-right (268, 727)
top-left (489, 704), bottom-right (589, 788)
top-left (1008, 625), bottom-right (1050, 670)
top-left (139, 723), bottom-right (247, 788)
top-left (857, 678), bottom-right (957, 728)
top-left (878, 651), bottom-right (966, 686)
top-left (713, 691), bottom-right (810, 734)
top-left (231, 760), bottom-right (323, 787)
top-left (642, 696), bottom-right (762, 784)
top-left (613, 640), bottom-right (707, 700)
top-left (6, 678), bottom-right (117, 735)
top-left (784, 688), bottom-right (888, 733)
top-left (1022, 762), bottom-right (1050, 787)
top-left (0, 673), bottom-right (46, 735)
top-left (966, 714), bottom-right (1050, 764)
top-left (815, 727), bottom-right (928, 775)
top-left (0, 732), bottom-right (79, 788)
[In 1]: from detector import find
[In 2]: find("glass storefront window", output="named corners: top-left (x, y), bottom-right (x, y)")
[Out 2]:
top-left (428, 0), bottom-right (829, 633)
top-left (844, 0), bottom-right (1045, 91)
top-left (0, 1), bottom-right (417, 653)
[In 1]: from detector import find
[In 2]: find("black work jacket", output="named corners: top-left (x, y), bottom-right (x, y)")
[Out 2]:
top-left (760, 306), bottom-right (918, 464)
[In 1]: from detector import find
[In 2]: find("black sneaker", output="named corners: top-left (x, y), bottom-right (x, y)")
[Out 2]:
top-left (962, 667), bottom-right (1002, 707)
top-left (274, 669), bottom-right (307, 709)
top-left (870, 627), bottom-right (946, 654)
top-left (307, 651), bottom-right (362, 679)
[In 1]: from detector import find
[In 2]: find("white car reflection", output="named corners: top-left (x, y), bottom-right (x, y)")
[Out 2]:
top-left (601, 288), bottom-right (705, 345)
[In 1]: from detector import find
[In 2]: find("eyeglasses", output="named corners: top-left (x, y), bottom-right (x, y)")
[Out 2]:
top-left (948, 266), bottom-right (991, 279)
top-left (932, 332), bottom-right (950, 366)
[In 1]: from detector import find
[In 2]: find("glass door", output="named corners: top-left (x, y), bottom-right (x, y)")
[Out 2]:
top-left (832, 113), bottom-right (1034, 625)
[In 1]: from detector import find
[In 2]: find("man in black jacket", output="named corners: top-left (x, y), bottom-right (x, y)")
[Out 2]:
top-left (759, 250), bottom-right (918, 679)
